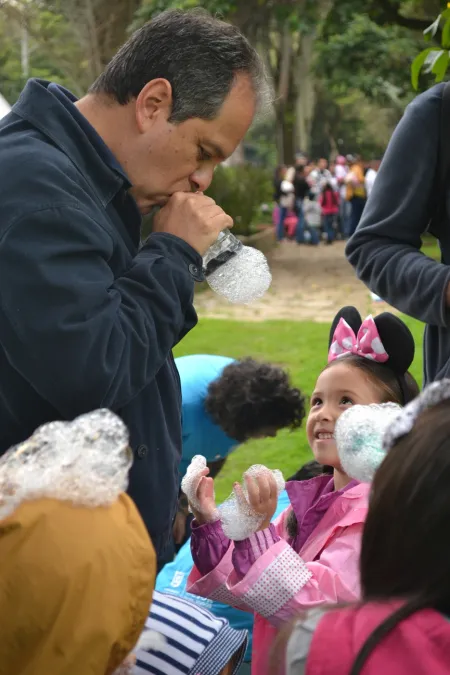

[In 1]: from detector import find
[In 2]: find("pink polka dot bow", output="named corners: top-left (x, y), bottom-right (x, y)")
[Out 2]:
top-left (328, 316), bottom-right (389, 364)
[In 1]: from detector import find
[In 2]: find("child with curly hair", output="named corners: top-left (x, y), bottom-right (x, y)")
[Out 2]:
top-left (185, 307), bottom-right (419, 675)
top-left (169, 355), bottom-right (305, 558)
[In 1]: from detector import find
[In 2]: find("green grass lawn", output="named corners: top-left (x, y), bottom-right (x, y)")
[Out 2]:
top-left (174, 316), bottom-right (424, 503)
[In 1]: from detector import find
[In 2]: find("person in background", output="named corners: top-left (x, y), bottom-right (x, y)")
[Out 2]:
top-left (171, 354), bottom-right (305, 552)
top-left (345, 155), bottom-right (367, 238)
top-left (301, 193), bottom-right (322, 245)
top-left (276, 166), bottom-right (296, 241)
top-left (319, 182), bottom-right (339, 245)
top-left (284, 380), bottom-right (450, 675)
top-left (295, 154), bottom-right (308, 168)
top-left (309, 158), bottom-right (332, 198)
top-left (365, 159), bottom-right (380, 198)
top-left (273, 165), bottom-right (286, 203)
top-left (334, 155), bottom-right (349, 238)
top-left (293, 166), bottom-right (311, 244)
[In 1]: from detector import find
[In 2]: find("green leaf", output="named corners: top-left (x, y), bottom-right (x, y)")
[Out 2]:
top-left (443, 17), bottom-right (450, 48)
top-left (432, 50), bottom-right (449, 82)
top-left (411, 48), bottom-right (435, 89)
top-left (427, 49), bottom-right (445, 72)
top-left (423, 14), bottom-right (441, 40)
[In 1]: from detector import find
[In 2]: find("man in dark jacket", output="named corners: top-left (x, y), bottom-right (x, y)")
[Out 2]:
top-left (345, 84), bottom-right (450, 387)
top-left (0, 9), bottom-right (268, 565)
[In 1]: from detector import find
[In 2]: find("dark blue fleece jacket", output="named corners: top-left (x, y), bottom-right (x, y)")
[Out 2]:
top-left (347, 83), bottom-right (450, 385)
top-left (0, 79), bottom-right (204, 560)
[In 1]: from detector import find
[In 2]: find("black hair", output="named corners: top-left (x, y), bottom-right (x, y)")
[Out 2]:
top-left (89, 8), bottom-right (270, 122)
top-left (350, 400), bottom-right (450, 673)
top-left (204, 358), bottom-right (305, 443)
top-left (326, 355), bottom-right (419, 406)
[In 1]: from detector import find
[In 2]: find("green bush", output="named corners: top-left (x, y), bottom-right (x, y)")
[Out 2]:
top-left (206, 165), bottom-right (273, 236)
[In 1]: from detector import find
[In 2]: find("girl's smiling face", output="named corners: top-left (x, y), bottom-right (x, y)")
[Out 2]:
top-left (306, 362), bottom-right (385, 469)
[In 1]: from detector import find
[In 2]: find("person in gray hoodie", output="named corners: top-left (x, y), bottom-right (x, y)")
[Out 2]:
top-left (346, 83), bottom-right (450, 385)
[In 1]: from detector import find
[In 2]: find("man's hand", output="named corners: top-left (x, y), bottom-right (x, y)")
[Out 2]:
top-left (153, 192), bottom-right (233, 256)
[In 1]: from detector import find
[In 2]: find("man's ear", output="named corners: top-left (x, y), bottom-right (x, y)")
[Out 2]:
top-left (135, 78), bottom-right (173, 132)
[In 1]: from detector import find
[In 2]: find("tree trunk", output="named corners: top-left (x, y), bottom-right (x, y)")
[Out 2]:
top-left (293, 33), bottom-right (316, 156)
top-left (274, 21), bottom-right (293, 165)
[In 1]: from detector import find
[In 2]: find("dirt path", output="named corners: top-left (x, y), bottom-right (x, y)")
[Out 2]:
top-left (194, 241), bottom-right (389, 322)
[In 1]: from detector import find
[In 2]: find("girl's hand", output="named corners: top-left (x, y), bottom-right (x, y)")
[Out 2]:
top-left (234, 470), bottom-right (279, 532)
top-left (188, 467), bottom-right (218, 525)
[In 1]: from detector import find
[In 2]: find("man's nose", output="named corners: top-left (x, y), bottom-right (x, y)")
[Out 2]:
top-left (190, 167), bottom-right (215, 193)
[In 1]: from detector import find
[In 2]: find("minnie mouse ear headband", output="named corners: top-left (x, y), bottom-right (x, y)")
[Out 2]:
top-left (328, 306), bottom-right (415, 403)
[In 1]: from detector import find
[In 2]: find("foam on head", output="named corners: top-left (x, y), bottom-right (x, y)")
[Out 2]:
top-left (0, 409), bottom-right (131, 521)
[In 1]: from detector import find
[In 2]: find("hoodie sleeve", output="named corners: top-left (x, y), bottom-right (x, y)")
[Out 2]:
top-left (188, 512), bottom-right (363, 627)
top-left (221, 523), bottom-right (362, 628)
top-left (346, 84), bottom-right (450, 327)
top-left (0, 206), bottom-right (200, 417)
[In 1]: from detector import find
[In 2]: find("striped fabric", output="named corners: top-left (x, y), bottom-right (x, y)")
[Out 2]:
top-left (134, 590), bottom-right (248, 675)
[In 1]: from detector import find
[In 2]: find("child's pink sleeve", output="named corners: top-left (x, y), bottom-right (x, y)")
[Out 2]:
top-left (225, 523), bottom-right (363, 627)
top-left (187, 510), bottom-right (287, 612)
top-left (188, 510), bottom-right (363, 626)
top-left (190, 519), bottom-right (231, 575)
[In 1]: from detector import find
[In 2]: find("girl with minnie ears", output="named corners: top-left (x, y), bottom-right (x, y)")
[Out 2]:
top-left (285, 379), bottom-right (450, 675)
top-left (185, 307), bottom-right (419, 675)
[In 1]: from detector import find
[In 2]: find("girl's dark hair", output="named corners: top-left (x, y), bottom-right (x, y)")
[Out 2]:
top-left (325, 354), bottom-right (419, 405)
top-left (350, 400), bottom-right (450, 674)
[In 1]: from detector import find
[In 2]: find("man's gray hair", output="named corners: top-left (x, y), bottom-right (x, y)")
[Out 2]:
top-left (90, 8), bottom-right (272, 122)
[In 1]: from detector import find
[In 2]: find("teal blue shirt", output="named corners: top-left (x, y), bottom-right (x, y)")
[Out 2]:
top-left (175, 354), bottom-right (239, 481)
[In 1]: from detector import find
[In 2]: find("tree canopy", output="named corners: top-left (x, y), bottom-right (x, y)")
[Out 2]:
top-left (0, 0), bottom-right (439, 163)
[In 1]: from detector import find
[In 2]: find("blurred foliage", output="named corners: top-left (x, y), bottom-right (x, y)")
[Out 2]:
top-left (0, 0), bottom-right (444, 166)
top-left (411, 7), bottom-right (450, 89)
top-left (206, 165), bottom-right (273, 236)
top-left (317, 14), bottom-right (423, 108)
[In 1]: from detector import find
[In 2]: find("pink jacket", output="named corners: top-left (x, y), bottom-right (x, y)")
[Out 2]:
top-left (307, 602), bottom-right (450, 674)
top-left (319, 190), bottom-right (340, 215)
top-left (187, 482), bottom-right (370, 675)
